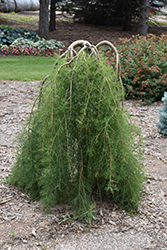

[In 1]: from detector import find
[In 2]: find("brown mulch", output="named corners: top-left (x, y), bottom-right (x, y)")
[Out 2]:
top-left (0, 80), bottom-right (167, 250)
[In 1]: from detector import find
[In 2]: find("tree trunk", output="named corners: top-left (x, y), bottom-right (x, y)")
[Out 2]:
top-left (49, 0), bottom-right (56, 31)
top-left (39, 0), bottom-right (50, 40)
top-left (123, 1), bottom-right (132, 31)
top-left (137, 0), bottom-right (150, 36)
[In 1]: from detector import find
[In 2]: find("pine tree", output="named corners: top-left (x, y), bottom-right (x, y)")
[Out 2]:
top-left (157, 92), bottom-right (167, 135)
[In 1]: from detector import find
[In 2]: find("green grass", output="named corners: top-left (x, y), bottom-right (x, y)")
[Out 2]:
top-left (0, 56), bottom-right (57, 81)
top-left (0, 12), bottom-right (38, 23)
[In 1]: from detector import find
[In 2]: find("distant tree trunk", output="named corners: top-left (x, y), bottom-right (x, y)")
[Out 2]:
top-left (123, 0), bottom-right (132, 31)
top-left (39, 0), bottom-right (50, 40)
top-left (49, 0), bottom-right (56, 31)
top-left (137, 0), bottom-right (150, 36)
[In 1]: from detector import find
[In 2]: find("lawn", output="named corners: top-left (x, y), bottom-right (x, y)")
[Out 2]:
top-left (0, 56), bottom-right (57, 81)
top-left (0, 12), bottom-right (38, 23)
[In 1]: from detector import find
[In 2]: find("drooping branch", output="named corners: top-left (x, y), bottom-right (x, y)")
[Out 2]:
top-left (56, 40), bottom-right (122, 81)
top-left (96, 40), bottom-right (121, 81)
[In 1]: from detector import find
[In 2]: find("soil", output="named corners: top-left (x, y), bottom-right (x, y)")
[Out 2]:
top-left (0, 11), bottom-right (167, 250)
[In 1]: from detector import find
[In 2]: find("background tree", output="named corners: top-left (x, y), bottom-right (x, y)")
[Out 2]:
top-left (49, 0), bottom-right (56, 31)
top-left (137, 0), bottom-right (167, 35)
top-left (138, 0), bottom-right (150, 35)
top-left (73, 0), bottom-right (139, 29)
top-left (72, 0), bottom-right (167, 35)
top-left (39, 0), bottom-right (50, 39)
top-left (38, 0), bottom-right (167, 40)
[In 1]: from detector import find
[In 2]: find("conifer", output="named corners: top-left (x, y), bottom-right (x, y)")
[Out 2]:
top-left (8, 41), bottom-right (144, 218)
top-left (157, 92), bottom-right (167, 135)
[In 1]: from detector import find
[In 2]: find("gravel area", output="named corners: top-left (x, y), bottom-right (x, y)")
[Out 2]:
top-left (0, 80), bottom-right (167, 250)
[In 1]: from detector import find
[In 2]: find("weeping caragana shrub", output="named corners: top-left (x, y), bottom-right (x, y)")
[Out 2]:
top-left (8, 40), bottom-right (144, 216)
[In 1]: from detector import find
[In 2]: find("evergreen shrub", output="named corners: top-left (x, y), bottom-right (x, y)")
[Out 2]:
top-left (156, 92), bottom-right (167, 135)
top-left (8, 42), bottom-right (144, 218)
top-left (106, 34), bottom-right (167, 105)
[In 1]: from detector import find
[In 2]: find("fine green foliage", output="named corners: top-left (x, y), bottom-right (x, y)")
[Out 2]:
top-left (107, 34), bottom-right (167, 105)
top-left (0, 25), bottom-right (41, 45)
top-left (8, 52), bottom-right (144, 218)
top-left (0, 56), bottom-right (57, 81)
top-left (156, 92), bottom-right (167, 135)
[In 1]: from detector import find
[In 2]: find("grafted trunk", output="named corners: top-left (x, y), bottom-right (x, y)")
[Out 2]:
top-left (39, 0), bottom-right (50, 40)
top-left (137, 0), bottom-right (150, 36)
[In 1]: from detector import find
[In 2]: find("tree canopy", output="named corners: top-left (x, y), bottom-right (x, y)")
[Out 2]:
top-left (40, 0), bottom-right (167, 40)
top-left (70, 0), bottom-right (167, 34)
